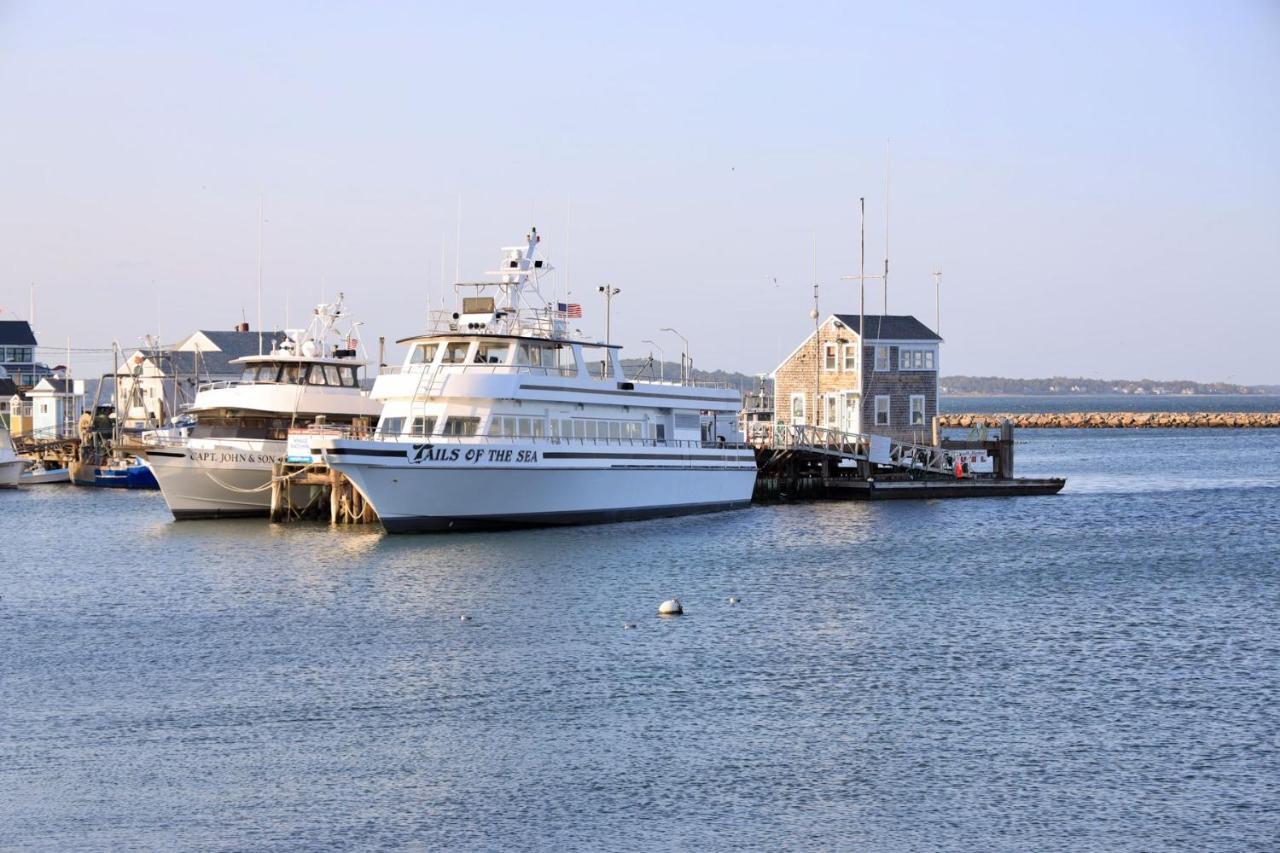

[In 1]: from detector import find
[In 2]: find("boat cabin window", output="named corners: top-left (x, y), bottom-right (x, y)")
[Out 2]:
top-left (474, 342), bottom-right (510, 364)
top-left (338, 365), bottom-right (359, 387)
top-left (439, 341), bottom-right (472, 364)
top-left (240, 364), bottom-right (279, 383)
top-left (581, 345), bottom-right (617, 380)
top-left (280, 364), bottom-right (303, 384)
top-left (440, 416), bottom-right (480, 436)
top-left (410, 343), bottom-right (439, 365)
top-left (409, 416), bottom-right (437, 436)
top-left (377, 416), bottom-right (404, 436)
top-left (324, 365), bottom-right (343, 386)
top-left (516, 342), bottom-right (576, 375)
top-left (307, 365), bottom-right (328, 385)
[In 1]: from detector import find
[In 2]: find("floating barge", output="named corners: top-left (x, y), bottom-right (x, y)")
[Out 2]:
top-left (753, 420), bottom-right (1064, 502)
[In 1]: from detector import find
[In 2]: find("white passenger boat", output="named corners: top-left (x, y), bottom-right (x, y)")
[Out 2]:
top-left (311, 229), bottom-right (757, 532)
top-left (0, 426), bottom-right (21, 488)
top-left (137, 297), bottom-right (382, 518)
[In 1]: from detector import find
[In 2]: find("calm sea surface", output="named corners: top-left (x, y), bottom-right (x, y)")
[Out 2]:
top-left (4, 411), bottom-right (1279, 850)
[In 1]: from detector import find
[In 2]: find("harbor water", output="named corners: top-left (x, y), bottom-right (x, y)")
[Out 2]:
top-left (3, 417), bottom-right (1279, 849)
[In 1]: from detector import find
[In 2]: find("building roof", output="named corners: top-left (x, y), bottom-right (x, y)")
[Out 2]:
top-left (142, 330), bottom-right (288, 378)
top-left (31, 377), bottom-right (73, 394)
top-left (0, 377), bottom-right (17, 399)
top-left (833, 314), bottom-right (941, 341)
top-left (0, 320), bottom-right (38, 346)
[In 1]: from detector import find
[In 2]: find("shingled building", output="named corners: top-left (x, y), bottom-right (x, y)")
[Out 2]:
top-left (771, 314), bottom-right (942, 444)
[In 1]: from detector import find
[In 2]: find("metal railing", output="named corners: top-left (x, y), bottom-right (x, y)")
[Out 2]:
top-left (772, 424), bottom-right (955, 475)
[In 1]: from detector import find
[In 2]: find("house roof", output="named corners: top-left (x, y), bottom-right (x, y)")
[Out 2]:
top-left (0, 320), bottom-right (38, 346)
top-left (832, 314), bottom-right (941, 341)
top-left (0, 377), bottom-right (17, 399)
top-left (141, 330), bottom-right (287, 378)
top-left (31, 377), bottom-right (73, 394)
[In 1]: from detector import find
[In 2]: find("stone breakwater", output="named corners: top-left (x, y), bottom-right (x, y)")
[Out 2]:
top-left (938, 412), bottom-right (1280, 429)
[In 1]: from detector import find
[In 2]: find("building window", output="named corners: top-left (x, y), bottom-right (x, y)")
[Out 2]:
top-left (790, 392), bottom-right (806, 425)
top-left (823, 394), bottom-right (838, 428)
top-left (898, 348), bottom-right (937, 371)
top-left (910, 395), bottom-right (925, 426)
top-left (842, 344), bottom-right (857, 372)
top-left (874, 395), bottom-right (890, 426)
top-left (823, 343), bottom-right (837, 371)
top-left (875, 346), bottom-right (890, 371)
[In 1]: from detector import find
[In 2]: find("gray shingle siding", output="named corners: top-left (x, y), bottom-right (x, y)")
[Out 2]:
top-left (861, 343), bottom-right (937, 443)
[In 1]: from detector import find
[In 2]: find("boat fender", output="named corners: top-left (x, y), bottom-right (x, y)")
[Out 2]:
top-left (954, 460), bottom-right (964, 479)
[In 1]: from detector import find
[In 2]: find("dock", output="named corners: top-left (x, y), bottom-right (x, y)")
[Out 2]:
top-left (753, 420), bottom-right (1065, 502)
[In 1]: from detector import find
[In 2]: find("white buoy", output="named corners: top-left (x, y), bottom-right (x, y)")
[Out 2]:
top-left (460, 614), bottom-right (473, 623)
top-left (658, 598), bottom-right (683, 616)
top-left (727, 596), bottom-right (741, 605)
top-left (623, 622), bottom-right (637, 630)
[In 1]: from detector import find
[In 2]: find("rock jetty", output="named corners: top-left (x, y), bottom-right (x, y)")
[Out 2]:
top-left (937, 412), bottom-right (1280, 429)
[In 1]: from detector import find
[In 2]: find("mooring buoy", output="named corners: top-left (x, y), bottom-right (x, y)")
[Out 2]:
top-left (727, 596), bottom-right (741, 605)
top-left (623, 622), bottom-right (637, 629)
top-left (460, 614), bottom-right (473, 623)
top-left (658, 598), bottom-right (683, 616)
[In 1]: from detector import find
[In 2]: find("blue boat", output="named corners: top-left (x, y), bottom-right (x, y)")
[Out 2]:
top-left (72, 455), bottom-right (159, 489)
top-left (90, 457), bottom-right (159, 489)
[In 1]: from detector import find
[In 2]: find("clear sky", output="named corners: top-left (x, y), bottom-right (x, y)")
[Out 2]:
top-left (1, 1), bottom-right (1277, 382)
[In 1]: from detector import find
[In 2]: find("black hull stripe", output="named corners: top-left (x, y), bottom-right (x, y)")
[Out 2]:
top-left (144, 450), bottom-right (186, 458)
top-left (379, 500), bottom-right (752, 534)
top-left (171, 508), bottom-right (268, 520)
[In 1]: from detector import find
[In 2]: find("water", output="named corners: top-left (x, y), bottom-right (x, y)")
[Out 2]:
top-left (3, 428), bottom-right (1279, 851)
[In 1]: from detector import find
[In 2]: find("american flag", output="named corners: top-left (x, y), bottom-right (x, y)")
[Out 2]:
top-left (558, 302), bottom-right (582, 318)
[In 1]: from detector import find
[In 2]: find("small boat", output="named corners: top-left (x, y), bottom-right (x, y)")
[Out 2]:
top-left (74, 455), bottom-right (159, 489)
top-left (0, 426), bottom-right (21, 489)
top-left (21, 461), bottom-right (70, 485)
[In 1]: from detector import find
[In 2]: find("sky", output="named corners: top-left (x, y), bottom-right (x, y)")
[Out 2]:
top-left (1, 1), bottom-right (1277, 383)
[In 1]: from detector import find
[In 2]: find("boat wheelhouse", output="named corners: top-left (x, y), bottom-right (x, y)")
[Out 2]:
top-left (312, 228), bottom-right (757, 532)
top-left (136, 296), bottom-right (382, 518)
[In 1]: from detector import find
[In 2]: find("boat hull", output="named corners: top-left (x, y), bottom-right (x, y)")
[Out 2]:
top-left (321, 439), bottom-right (758, 534)
top-left (141, 439), bottom-right (316, 519)
top-left (20, 467), bottom-right (70, 485)
top-left (0, 459), bottom-right (21, 489)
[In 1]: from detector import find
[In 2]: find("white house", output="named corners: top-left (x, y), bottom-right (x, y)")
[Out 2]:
top-left (28, 376), bottom-right (86, 440)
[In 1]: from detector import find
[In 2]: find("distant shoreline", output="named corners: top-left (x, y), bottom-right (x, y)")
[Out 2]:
top-left (941, 391), bottom-right (1280, 398)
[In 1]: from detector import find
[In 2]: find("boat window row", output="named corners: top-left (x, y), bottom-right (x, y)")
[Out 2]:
top-left (407, 339), bottom-right (615, 378)
top-left (378, 412), bottom-right (655, 441)
top-left (239, 362), bottom-right (360, 387)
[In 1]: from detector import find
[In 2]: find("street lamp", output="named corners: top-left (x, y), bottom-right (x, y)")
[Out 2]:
top-left (598, 285), bottom-right (621, 347)
top-left (660, 327), bottom-right (689, 385)
top-left (641, 339), bottom-right (665, 383)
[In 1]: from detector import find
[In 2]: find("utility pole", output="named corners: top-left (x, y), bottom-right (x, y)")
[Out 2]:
top-left (661, 328), bottom-right (689, 385)
top-left (933, 267), bottom-right (942, 335)
top-left (811, 280), bottom-right (820, 429)
top-left (598, 285), bottom-right (621, 347)
top-left (840, 197), bottom-right (885, 435)
top-left (257, 197), bottom-right (264, 356)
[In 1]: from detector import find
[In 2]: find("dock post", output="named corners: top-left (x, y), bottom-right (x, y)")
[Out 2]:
top-left (330, 469), bottom-right (340, 525)
top-left (1000, 419), bottom-right (1014, 479)
top-left (269, 462), bottom-right (281, 522)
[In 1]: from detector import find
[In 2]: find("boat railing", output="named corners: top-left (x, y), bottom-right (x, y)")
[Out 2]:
top-left (293, 423), bottom-right (752, 452)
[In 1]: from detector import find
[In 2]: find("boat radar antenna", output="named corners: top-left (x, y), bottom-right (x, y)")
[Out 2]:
top-left (449, 226), bottom-right (554, 336)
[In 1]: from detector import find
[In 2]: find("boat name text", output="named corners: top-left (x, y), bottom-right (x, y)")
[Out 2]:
top-left (408, 445), bottom-right (539, 465)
